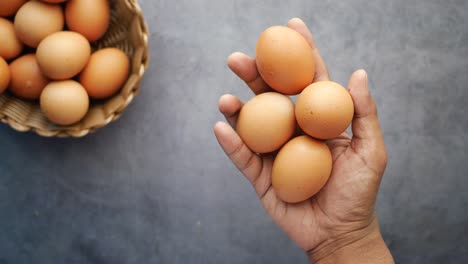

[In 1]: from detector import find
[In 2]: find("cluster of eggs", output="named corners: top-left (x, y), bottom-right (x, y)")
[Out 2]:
top-left (0, 0), bottom-right (129, 125)
top-left (237, 26), bottom-right (355, 203)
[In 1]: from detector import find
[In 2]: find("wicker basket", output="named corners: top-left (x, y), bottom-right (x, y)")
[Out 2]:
top-left (0, 0), bottom-right (149, 138)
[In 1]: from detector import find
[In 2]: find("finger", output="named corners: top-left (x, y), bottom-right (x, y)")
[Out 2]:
top-left (326, 133), bottom-right (351, 161)
top-left (214, 122), bottom-right (264, 187)
top-left (218, 94), bottom-right (243, 127)
top-left (227, 52), bottom-right (272, 95)
top-left (214, 122), bottom-right (278, 208)
top-left (348, 70), bottom-right (387, 173)
top-left (287, 18), bottom-right (330, 82)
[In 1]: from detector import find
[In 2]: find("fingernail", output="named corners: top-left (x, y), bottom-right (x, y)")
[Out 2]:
top-left (356, 69), bottom-right (367, 78)
top-left (220, 94), bottom-right (233, 101)
top-left (288, 17), bottom-right (304, 26)
top-left (356, 69), bottom-right (368, 86)
top-left (219, 94), bottom-right (233, 108)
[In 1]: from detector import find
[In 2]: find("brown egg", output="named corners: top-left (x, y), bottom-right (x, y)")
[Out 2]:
top-left (296, 81), bottom-right (354, 140)
top-left (256, 26), bottom-right (315, 95)
top-left (8, 54), bottom-right (50, 100)
top-left (0, 0), bottom-right (27, 17)
top-left (14, 1), bottom-right (64, 48)
top-left (236, 92), bottom-right (296, 153)
top-left (0, 18), bottom-right (23, 60)
top-left (36, 31), bottom-right (91, 80)
top-left (272, 136), bottom-right (332, 203)
top-left (0, 57), bottom-right (10, 94)
top-left (40, 80), bottom-right (89, 125)
top-left (65, 0), bottom-right (110, 42)
top-left (79, 48), bottom-right (129, 99)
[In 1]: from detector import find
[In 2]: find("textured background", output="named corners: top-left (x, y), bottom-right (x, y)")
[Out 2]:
top-left (1, 0), bottom-right (468, 263)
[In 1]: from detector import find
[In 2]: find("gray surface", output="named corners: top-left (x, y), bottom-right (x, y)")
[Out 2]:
top-left (1, 0), bottom-right (468, 263)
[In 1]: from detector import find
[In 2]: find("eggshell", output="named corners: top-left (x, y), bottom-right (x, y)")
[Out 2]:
top-left (40, 80), bottom-right (89, 125)
top-left (296, 81), bottom-right (354, 140)
top-left (79, 48), bottom-right (129, 99)
top-left (256, 26), bottom-right (315, 95)
top-left (236, 92), bottom-right (296, 153)
top-left (36, 31), bottom-right (91, 80)
top-left (65, 0), bottom-right (110, 42)
top-left (0, 57), bottom-right (10, 94)
top-left (0, 0), bottom-right (27, 17)
top-left (8, 54), bottom-right (50, 100)
top-left (14, 1), bottom-right (64, 48)
top-left (272, 136), bottom-right (332, 203)
top-left (0, 18), bottom-right (23, 60)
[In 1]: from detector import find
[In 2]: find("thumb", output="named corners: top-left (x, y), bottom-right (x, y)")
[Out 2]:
top-left (348, 70), bottom-right (387, 175)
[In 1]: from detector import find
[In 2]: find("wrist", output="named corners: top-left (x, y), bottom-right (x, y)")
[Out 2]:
top-left (308, 215), bottom-right (394, 264)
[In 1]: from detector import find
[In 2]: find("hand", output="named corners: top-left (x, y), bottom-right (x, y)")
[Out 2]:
top-left (214, 18), bottom-right (393, 263)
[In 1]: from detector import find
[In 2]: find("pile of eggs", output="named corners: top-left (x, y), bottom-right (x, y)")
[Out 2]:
top-left (237, 26), bottom-right (355, 203)
top-left (0, 0), bottom-right (130, 125)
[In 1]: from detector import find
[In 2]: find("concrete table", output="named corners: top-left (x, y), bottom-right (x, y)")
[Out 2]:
top-left (1, 0), bottom-right (467, 263)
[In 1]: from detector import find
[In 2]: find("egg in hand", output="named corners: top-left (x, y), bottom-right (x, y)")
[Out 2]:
top-left (296, 81), bottom-right (354, 140)
top-left (236, 92), bottom-right (296, 153)
top-left (256, 26), bottom-right (315, 95)
top-left (272, 136), bottom-right (332, 203)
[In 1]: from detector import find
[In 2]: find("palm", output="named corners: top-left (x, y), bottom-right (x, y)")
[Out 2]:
top-left (244, 135), bottom-right (379, 252)
top-left (215, 18), bottom-right (387, 255)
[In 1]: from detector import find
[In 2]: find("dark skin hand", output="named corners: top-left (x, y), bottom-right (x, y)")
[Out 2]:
top-left (214, 18), bottom-right (394, 263)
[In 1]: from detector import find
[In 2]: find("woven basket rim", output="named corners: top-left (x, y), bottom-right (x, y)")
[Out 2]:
top-left (0, 0), bottom-right (150, 138)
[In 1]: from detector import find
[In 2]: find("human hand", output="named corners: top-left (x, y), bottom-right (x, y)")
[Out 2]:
top-left (214, 18), bottom-right (393, 263)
